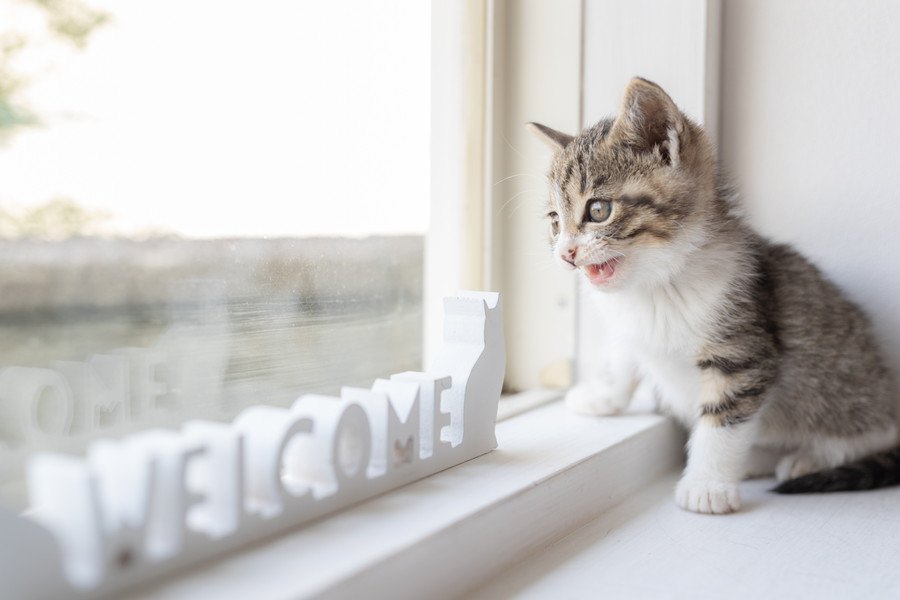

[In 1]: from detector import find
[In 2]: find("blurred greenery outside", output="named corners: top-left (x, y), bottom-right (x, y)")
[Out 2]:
top-left (1, 0), bottom-right (110, 239)
top-left (0, 197), bottom-right (110, 239)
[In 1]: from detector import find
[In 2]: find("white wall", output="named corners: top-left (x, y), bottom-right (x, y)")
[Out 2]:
top-left (720, 0), bottom-right (900, 379)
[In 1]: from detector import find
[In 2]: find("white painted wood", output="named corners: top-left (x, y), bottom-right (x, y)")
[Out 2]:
top-left (471, 472), bottom-right (900, 599)
top-left (431, 0), bottom-right (587, 392)
top-left (3, 292), bottom-right (506, 600)
top-left (114, 403), bottom-right (683, 600)
top-left (488, 0), bottom-right (583, 391)
top-left (581, 0), bottom-right (720, 135)
top-left (576, 0), bottom-right (721, 383)
top-left (495, 388), bottom-right (562, 422)
top-left (425, 1), bottom-right (490, 369)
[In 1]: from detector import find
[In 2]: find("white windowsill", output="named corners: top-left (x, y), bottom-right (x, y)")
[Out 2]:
top-left (495, 388), bottom-right (564, 421)
top-left (471, 472), bottom-right (900, 599)
top-left (120, 399), bottom-right (684, 600)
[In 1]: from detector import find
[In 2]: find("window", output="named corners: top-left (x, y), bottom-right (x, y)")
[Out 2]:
top-left (0, 0), bottom-right (429, 510)
top-left (0, 2), bottom-right (727, 599)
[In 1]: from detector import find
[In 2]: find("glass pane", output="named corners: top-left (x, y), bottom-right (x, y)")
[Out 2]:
top-left (0, 0), bottom-right (429, 509)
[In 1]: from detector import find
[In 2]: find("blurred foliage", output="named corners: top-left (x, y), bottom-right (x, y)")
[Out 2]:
top-left (0, 0), bottom-right (109, 140)
top-left (0, 197), bottom-right (109, 240)
top-left (30, 0), bottom-right (110, 48)
top-left (0, 32), bottom-right (33, 131)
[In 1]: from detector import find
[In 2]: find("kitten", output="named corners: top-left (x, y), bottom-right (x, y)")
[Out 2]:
top-left (529, 77), bottom-right (900, 514)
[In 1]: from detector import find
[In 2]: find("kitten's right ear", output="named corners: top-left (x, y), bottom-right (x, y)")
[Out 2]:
top-left (526, 122), bottom-right (574, 151)
top-left (610, 77), bottom-right (684, 166)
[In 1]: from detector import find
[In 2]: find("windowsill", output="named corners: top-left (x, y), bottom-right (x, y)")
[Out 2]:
top-left (496, 388), bottom-right (565, 421)
top-left (121, 399), bottom-right (685, 600)
top-left (470, 472), bottom-right (900, 599)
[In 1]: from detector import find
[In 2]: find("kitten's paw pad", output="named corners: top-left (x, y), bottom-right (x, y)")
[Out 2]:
top-left (775, 453), bottom-right (820, 482)
top-left (675, 478), bottom-right (741, 514)
top-left (564, 381), bottom-right (627, 417)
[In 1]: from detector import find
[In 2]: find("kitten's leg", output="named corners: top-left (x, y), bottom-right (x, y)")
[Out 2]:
top-left (565, 353), bottom-right (637, 416)
top-left (744, 445), bottom-right (782, 479)
top-left (775, 451), bottom-right (821, 482)
top-left (676, 421), bottom-right (756, 513)
top-left (775, 425), bottom-right (898, 481)
top-left (675, 367), bottom-right (768, 514)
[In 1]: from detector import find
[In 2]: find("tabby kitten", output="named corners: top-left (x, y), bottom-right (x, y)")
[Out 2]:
top-left (529, 77), bottom-right (900, 514)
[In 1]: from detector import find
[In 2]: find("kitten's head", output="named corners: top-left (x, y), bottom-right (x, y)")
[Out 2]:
top-left (529, 77), bottom-right (720, 291)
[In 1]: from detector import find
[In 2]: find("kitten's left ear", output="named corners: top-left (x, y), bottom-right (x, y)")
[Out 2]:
top-left (610, 77), bottom-right (684, 166)
top-left (526, 122), bottom-right (574, 151)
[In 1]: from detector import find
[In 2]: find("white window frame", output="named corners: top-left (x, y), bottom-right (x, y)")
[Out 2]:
top-left (429, 0), bottom-right (721, 395)
top-left (426, 0), bottom-right (584, 393)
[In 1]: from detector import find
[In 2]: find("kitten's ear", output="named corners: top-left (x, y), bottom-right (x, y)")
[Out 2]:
top-left (610, 77), bottom-right (684, 166)
top-left (526, 122), bottom-right (574, 151)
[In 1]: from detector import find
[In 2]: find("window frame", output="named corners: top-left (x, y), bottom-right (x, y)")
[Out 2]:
top-left (475, 0), bottom-right (722, 393)
top-left (427, 0), bottom-right (584, 392)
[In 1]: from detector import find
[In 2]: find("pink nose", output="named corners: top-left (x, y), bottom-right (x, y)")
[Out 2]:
top-left (560, 246), bottom-right (576, 267)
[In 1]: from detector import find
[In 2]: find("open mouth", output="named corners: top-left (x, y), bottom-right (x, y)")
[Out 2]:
top-left (583, 259), bottom-right (619, 285)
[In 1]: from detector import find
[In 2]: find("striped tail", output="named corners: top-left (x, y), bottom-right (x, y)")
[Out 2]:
top-left (773, 447), bottom-right (900, 494)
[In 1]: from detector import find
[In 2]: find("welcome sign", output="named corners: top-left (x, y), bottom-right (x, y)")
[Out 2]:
top-left (0, 291), bottom-right (505, 600)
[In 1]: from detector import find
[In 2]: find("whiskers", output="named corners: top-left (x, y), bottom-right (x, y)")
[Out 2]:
top-left (579, 240), bottom-right (624, 266)
top-left (493, 172), bottom-right (548, 217)
top-left (496, 187), bottom-right (546, 217)
top-left (492, 172), bottom-right (545, 187)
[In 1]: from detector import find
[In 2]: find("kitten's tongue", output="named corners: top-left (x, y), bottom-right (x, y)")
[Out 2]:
top-left (585, 260), bottom-right (617, 285)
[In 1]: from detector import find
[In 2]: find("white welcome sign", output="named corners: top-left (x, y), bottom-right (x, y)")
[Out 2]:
top-left (0, 291), bottom-right (505, 600)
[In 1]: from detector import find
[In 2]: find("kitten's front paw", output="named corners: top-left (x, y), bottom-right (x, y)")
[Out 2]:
top-left (565, 380), bottom-right (629, 416)
top-left (675, 477), bottom-right (741, 514)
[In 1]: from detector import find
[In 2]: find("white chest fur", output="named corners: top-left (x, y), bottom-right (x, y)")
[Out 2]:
top-left (588, 257), bottom-right (739, 426)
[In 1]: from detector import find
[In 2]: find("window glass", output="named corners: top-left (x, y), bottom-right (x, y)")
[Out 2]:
top-left (0, 0), bottom-right (429, 509)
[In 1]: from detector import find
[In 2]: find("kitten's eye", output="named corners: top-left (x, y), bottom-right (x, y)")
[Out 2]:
top-left (586, 199), bottom-right (612, 223)
top-left (548, 212), bottom-right (560, 236)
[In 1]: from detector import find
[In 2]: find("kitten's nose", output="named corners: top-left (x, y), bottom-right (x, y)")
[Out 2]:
top-left (560, 246), bottom-right (577, 267)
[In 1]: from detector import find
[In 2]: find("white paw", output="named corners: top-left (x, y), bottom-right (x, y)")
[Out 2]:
top-left (775, 453), bottom-right (820, 482)
top-left (675, 477), bottom-right (741, 514)
top-left (564, 380), bottom-right (628, 417)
